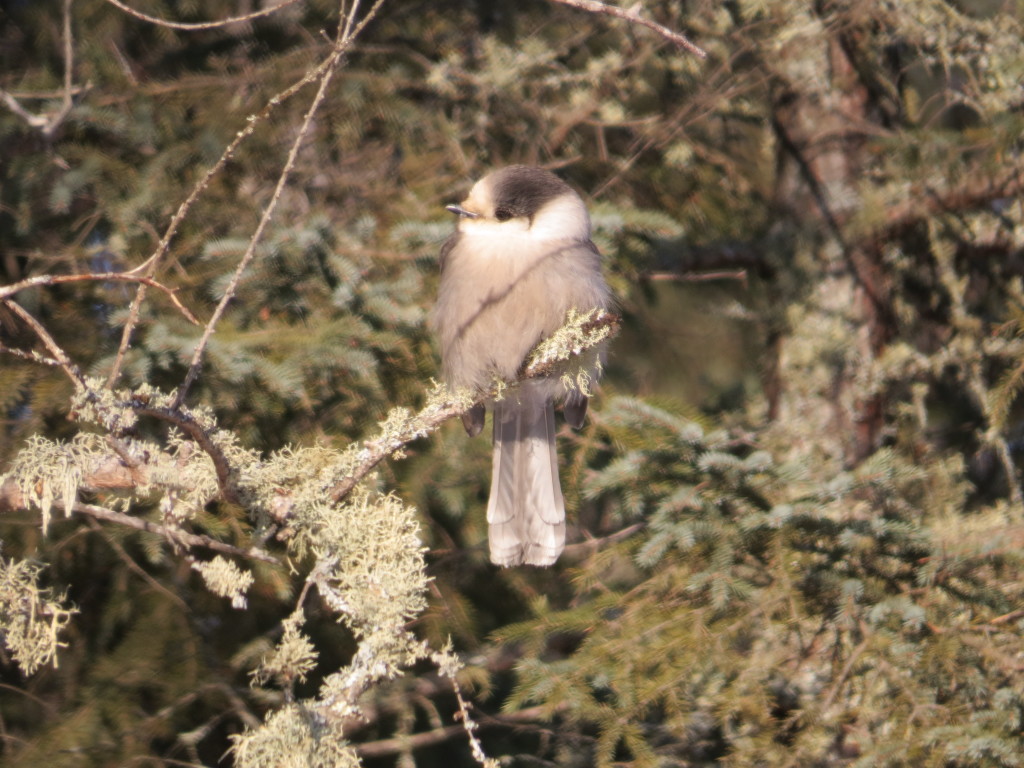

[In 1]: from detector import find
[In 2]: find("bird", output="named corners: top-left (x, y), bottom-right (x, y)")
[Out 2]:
top-left (431, 165), bottom-right (611, 566)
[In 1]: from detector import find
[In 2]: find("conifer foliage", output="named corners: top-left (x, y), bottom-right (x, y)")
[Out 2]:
top-left (1, 1), bottom-right (1024, 766)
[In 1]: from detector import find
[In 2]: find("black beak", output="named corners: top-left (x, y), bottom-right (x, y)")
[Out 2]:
top-left (445, 204), bottom-right (479, 218)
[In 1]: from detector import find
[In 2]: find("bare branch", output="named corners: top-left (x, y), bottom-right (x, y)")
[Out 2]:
top-left (42, 0), bottom-right (76, 139)
top-left (84, 517), bottom-right (191, 610)
top-left (356, 705), bottom-right (557, 759)
top-left (101, 0), bottom-right (304, 31)
top-left (0, 89), bottom-right (49, 128)
top-left (646, 269), bottom-right (749, 284)
top-left (548, 0), bottom-right (706, 58)
top-left (560, 522), bottom-right (645, 560)
top-left (172, 0), bottom-right (388, 407)
top-left (106, 50), bottom-right (345, 387)
top-left (0, 299), bottom-right (85, 389)
top-left (0, 0), bottom-right (79, 137)
top-left (0, 343), bottom-right (67, 369)
top-left (0, 272), bottom-right (199, 325)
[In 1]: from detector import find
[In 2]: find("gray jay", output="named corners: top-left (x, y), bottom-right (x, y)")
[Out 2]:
top-left (432, 165), bottom-right (611, 566)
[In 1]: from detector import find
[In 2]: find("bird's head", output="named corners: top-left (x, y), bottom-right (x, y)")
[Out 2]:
top-left (446, 165), bottom-right (591, 242)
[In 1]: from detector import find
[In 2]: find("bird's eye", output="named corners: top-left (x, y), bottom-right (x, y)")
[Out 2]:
top-left (494, 207), bottom-right (512, 222)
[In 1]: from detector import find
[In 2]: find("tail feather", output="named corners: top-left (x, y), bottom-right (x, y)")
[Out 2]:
top-left (486, 385), bottom-right (566, 566)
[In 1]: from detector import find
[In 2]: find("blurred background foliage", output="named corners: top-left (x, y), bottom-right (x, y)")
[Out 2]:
top-left (2, 0), bottom-right (1024, 765)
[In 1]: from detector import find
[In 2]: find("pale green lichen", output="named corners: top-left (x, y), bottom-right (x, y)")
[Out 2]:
top-left (192, 555), bottom-right (254, 609)
top-left (527, 308), bottom-right (614, 397)
top-left (304, 490), bottom-right (428, 635)
top-left (231, 704), bottom-right (359, 768)
top-left (2, 433), bottom-right (104, 533)
top-left (254, 611), bottom-right (319, 686)
top-left (0, 553), bottom-right (76, 675)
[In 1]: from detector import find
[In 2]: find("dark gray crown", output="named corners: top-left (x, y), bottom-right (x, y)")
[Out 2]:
top-left (489, 166), bottom-right (572, 221)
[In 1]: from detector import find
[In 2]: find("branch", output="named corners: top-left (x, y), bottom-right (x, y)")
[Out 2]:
top-left (172, 0), bottom-right (387, 408)
top-left (355, 705), bottom-right (557, 759)
top-left (72, 502), bottom-right (278, 564)
top-left (0, 0), bottom-right (78, 137)
top-left (101, 0), bottom-right (304, 31)
top-left (46, 0), bottom-right (76, 140)
top-left (0, 475), bottom-right (277, 565)
top-left (0, 272), bottom-right (199, 324)
top-left (326, 310), bottom-right (622, 506)
top-left (560, 522), bottom-right (645, 560)
top-left (645, 269), bottom-right (748, 285)
top-left (134, 405), bottom-right (241, 504)
top-left (869, 171), bottom-right (1024, 243)
top-left (0, 89), bottom-right (48, 128)
top-left (0, 299), bottom-right (85, 389)
top-left (547, 0), bottom-right (706, 58)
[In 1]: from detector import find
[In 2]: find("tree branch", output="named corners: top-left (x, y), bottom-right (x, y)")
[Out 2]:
top-left (71, 501), bottom-right (278, 564)
top-left (0, 299), bottom-right (85, 389)
top-left (0, 0), bottom-right (79, 137)
top-left (172, 0), bottom-right (387, 408)
top-left (547, 0), bottom-right (706, 58)
top-left (326, 310), bottom-right (622, 506)
top-left (133, 405), bottom-right (241, 504)
top-left (355, 705), bottom-right (558, 759)
top-left (0, 272), bottom-right (199, 325)
top-left (101, 0), bottom-right (304, 31)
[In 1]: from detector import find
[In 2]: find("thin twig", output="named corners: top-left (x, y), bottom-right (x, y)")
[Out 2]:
top-left (107, 26), bottom-right (361, 387)
top-left (0, 0), bottom-right (79, 136)
top-left (356, 705), bottom-right (557, 759)
top-left (0, 272), bottom-right (199, 324)
top-left (84, 517), bottom-right (190, 610)
top-left (561, 522), bottom-right (645, 559)
top-left (172, 0), bottom-right (387, 408)
top-left (547, 0), bottom-right (706, 58)
top-left (0, 343), bottom-right (66, 368)
top-left (645, 270), bottom-right (748, 284)
top-left (102, 0), bottom-right (304, 31)
top-left (42, 0), bottom-right (76, 139)
top-left (70, 501), bottom-right (278, 564)
top-left (0, 89), bottom-right (48, 128)
top-left (0, 299), bottom-right (85, 389)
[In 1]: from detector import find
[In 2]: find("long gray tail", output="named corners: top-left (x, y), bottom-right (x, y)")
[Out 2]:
top-left (486, 384), bottom-right (565, 567)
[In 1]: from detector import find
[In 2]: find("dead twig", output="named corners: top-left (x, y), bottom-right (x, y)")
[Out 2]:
top-left (0, 272), bottom-right (199, 325)
top-left (0, 299), bottom-right (85, 389)
top-left (172, 0), bottom-right (388, 407)
top-left (645, 269), bottom-right (748, 284)
top-left (0, 0), bottom-right (79, 137)
top-left (548, 0), bottom-right (706, 58)
top-left (101, 0), bottom-right (303, 31)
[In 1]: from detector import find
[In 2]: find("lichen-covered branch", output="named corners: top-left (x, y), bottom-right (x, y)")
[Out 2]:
top-left (325, 308), bottom-right (621, 506)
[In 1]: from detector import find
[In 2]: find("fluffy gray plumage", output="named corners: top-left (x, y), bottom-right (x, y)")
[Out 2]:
top-left (431, 166), bottom-right (611, 566)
